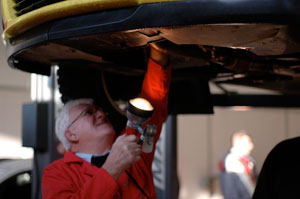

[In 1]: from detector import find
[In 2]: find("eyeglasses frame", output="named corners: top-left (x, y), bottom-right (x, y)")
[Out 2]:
top-left (66, 105), bottom-right (93, 130)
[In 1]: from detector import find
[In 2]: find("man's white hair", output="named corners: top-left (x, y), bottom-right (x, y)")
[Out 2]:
top-left (56, 98), bottom-right (94, 150)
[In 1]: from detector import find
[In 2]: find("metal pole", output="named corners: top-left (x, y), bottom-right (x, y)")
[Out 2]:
top-left (31, 67), bottom-right (60, 199)
top-left (48, 66), bottom-right (60, 162)
top-left (165, 115), bottom-right (179, 199)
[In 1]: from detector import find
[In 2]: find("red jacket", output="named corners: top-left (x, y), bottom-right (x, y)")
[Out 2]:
top-left (42, 58), bottom-right (171, 199)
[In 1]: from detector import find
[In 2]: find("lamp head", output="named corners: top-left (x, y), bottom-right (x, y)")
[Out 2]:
top-left (126, 98), bottom-right (154, 125)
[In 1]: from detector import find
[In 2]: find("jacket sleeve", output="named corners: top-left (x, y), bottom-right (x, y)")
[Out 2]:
top-left (139, 58), bottom-right (172, 123)
top-left (124, 58), bottom-right (171, 165)
top-left (42, 163), bottom-right (120, 199)
top-left (138, 58), bottom-right (172, 164)
top-left (125, 58), bottom-right (171, 132)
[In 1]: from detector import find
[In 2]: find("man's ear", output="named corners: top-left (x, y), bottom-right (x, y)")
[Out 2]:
top-left (65, 130), bottom-right (78, 142)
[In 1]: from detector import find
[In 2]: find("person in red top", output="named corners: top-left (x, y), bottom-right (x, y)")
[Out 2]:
top-left (41, 44), bottom-right (171, 199)
top-left (219, 131), bottom-right (256, 199)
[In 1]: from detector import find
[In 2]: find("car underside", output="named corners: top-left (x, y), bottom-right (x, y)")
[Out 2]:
top-left (2, 0), bottom-right (300, 128)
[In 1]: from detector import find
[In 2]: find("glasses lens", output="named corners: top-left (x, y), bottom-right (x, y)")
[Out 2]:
top-left (67, 105), bottom-right (91, 129)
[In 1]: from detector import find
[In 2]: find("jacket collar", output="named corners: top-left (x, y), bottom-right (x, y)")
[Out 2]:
top-left (64, 150), bottom-right (85, 163)
top-left (63, 150), bottom-right (99, 176)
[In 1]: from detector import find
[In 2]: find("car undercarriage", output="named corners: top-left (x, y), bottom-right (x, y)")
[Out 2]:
top-left (2, 0), bottom-right (300, 119)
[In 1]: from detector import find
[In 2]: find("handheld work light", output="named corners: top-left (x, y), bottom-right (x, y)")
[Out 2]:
top-left (126, 98), bottom-right (157, 153)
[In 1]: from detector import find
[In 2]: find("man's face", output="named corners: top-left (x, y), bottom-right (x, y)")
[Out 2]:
top-left (68, 103), bottom-right (116, 144)
top-left (234, 136), bottom-right (254, 156)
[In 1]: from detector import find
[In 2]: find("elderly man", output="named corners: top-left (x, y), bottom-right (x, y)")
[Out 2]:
top-left (42, 45), bottom-right (171, 199)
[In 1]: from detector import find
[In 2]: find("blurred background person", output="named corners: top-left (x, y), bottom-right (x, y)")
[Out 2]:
top-left (219, 130), bottom-right (256, 199)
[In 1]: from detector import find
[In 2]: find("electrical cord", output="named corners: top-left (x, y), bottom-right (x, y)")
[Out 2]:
top-left (125, 170), bottom-right (151, 199)
top-left (101, 72), bottom-right (126, 117)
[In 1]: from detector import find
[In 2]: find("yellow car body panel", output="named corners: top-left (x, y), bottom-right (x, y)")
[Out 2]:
top-left (2, 0), bottom-right (180, 39)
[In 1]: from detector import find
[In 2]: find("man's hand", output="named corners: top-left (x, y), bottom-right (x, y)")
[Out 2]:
top-left (102, 134), bottom-right (142, 181)
top-left (149, 43), bottom-right (169, 67)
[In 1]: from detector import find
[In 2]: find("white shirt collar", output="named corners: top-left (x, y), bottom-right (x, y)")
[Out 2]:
top-left (75, 150), bottom-right (111, 163)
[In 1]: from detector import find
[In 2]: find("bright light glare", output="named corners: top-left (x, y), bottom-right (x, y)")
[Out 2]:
top-left (1, 33), bottom-right (6, 47)
top-left (0, 133), bottom-right (33, 159)
top-left (31, 73), bottom-right (37, 101)
top-left (230, 106), bottom-right (252, 111)
top-left (130, 98), bottom-right (153, 111)
top-left (31, 73), bottom-right (51, 101)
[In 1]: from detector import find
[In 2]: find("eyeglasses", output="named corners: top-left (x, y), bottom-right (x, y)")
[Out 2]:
top-left (66, 105), bottom-right (99, 130)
